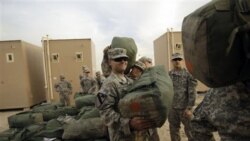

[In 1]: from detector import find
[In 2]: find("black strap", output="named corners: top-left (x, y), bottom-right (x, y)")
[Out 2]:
top-left (239, 30), bottom-right (250, 80)
top-left (237, 0), bottom-right (250, 13)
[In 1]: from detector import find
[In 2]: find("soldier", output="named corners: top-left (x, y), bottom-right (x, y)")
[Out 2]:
top-left (190, 81), bottom-right (250, 141)
top-left (96, 48), bottom-right (158, 141)
top-left (127, 61), bottom-right (145, 80)
top-left (80, 67), bottom-right (96, 94)
top-left (137, 57), bottom-right (160, 140)
top-left (138, 56), bottom-right (153, 68)
top-left (95, 71), bottom-right (106, 90)
top-left (168, 53), bottom-right (197, 141)
top-left (54, 75), bottom-right (72, 106)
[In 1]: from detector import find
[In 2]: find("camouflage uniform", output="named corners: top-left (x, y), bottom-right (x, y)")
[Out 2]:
top-left (191, 82), bottom-right (250, 141)
top-left (127, 60), bottom-right (160, 141)
top-left (80, 67), bottom-right (97, 94)
top-left (96, 48), bottom-right (158, 141)
top-left (127, 61), bottom-right (146, 80)
top-left (80, 76), bottom-right (96, 94)
top-left (95, 71), bottom-right (106, 90)
top-left (96, 72), bottom-right (134, 141)
top-left (168, 68), bottom-right (197, 141)
top-left (54, 76), bottom-right (72, 106)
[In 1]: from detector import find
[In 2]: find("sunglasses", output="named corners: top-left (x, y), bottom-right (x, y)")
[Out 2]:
top-left (172, 58), bottom-right (182, 61)
top-left (113, 57), bottom-right (128, 62)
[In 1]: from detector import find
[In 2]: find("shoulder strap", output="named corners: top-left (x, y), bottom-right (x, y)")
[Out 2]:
top-left (236, 0), bottom-right (250, 22)
top-left (239, 31), bottom-right (250, 80)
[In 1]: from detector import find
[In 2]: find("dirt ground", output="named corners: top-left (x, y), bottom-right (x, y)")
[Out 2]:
top-left (0, 94), bottom-right (220, 141)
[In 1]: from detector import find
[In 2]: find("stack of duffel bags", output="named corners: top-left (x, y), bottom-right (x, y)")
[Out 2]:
top-left (0, 95), bottom-right (109, 141)
top-left (62, 94), bottom-right (108, 141)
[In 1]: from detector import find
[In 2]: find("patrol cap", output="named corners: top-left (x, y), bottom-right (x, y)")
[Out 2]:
top-left (133, 61), bottom-right (146, 71)
top-left (83, 67), bottom-right (90, 73)
top-left (171, 53), bottom-right (183, 60)
top-left (82, 65), bottom-right (88, 71)
top-left (138, 56), bottom-right (152, 64)
top-left (108, 48), bottom-right (128, 59)
top-left (96, 71), bottom-right (101, 75)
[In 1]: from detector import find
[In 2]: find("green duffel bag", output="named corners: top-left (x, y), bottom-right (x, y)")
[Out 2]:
top-left (74, 92), bottom-right (84, 99)
top-left (182, 0), bottom-right (250, 87)
top-left (79, 107), bottom-right (100, 120)
top-left (32, 103), bottom-right (57, 112)
top-left (62, 118), bottom-right (108, 140)
top-left (76, 106), bottom-right (95, 119)
top-left (35, 119), bottom-right (63, 138)
top-left (38, 106), bottom-right (79, 121)
top-left (8, 112), bottom-right (44, 128)
top-left (0, 128), bottom-right (21, 141)
top-left (12, 123), bottom-right (45, 141)
top-left (119, 65), bottom-right (173, 127)
top-left (75, 94), bottom-right (96, 109)
top-left (101, 36), bottom-right (137, 76)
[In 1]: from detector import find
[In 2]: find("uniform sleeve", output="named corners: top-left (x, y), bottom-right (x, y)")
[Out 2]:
top-left (54, 83), bottom-right (60, 92)
top-left (191, 93), bottom-right (216, 141)
top-left (88, 79), bottom-right (97, 94)
top-left (68, 82), bottom-right (72, 90)
top-left (96, 82), bottom-right (132, 136)
top-left (187, 73), bottom-right (198, 109)
top-left (80, 79), bottom-right (84, 88)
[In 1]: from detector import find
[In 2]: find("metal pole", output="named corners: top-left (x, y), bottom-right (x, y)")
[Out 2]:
top-left (46, 35), bottom-right (54, 100)
top-left (41, 37), bottom-right (50, 102)
top-left (167, 28), bottom-right (171, 71)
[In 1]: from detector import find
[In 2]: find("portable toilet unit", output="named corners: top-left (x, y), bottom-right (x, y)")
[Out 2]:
top-left (0, 40), bottom-right (46, 109)
top-left (42, 38), bottom-right (96, 105)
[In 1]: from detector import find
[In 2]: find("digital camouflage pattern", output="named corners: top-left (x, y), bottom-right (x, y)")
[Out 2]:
top-left (54, 80), bottom-right (72, 106)
top-left (138, 56), bottom-right (152, 64)
top-left (96, 72), bottom-right (160, 141)
top-left (171, 53), bottom-right (183, 60)
top-left (96, 72), bottom-right (134, 141)
top-left (80, 76), bottom-right (97, 94)
top-left (191, 82), bottom-right (250, 141)
top-left (168, 68), bottom-right (197, 141)
top-left (95, 72), bottom-right (106, 90)
top-left (108, 48), bottom-right (128, 59)
top-left (169, 68), bottom-right (197, 109)
top-left (133, 61), bottom-right (146, 71)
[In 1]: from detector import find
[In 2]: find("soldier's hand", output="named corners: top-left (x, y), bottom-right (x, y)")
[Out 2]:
top-left (129, 117), bottom-right (156, 131)
top-left (183, 109), bottom-right (193, 120)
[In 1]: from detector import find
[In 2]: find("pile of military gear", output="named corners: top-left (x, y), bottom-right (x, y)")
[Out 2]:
top-left (182, 0), bottom-right (250, 87)
top-left (0, 95), bottom-right (108, 141)
top-left (101, 36), bottom-right (138, 77)
top-left (119, 65), bottom-right (174, 127)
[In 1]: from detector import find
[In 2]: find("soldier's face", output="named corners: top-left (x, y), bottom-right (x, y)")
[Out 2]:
top-left (85, 72), bottom-right (90, 76)
top-left (172, 58), bottom-right (182, 69)
top-left (109, 57), bottom-right (128, 73)
top-left (96, 73), bottom-right (101, 78)
top-left (130, 67), bottom-right (143, 79)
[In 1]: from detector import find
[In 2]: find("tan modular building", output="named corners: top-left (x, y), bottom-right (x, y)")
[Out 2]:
top-left (42, 38), bottom-right (96, 105)
top-left (0, 40), bottom-right (46, 109)
top-left (154, 29), bottom-right (209, 92)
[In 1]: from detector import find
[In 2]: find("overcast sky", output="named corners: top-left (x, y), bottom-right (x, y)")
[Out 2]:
top-left (0, 0), bottom-right (210, 71)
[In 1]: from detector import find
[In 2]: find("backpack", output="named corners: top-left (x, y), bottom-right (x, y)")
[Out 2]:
top-left (182, 0), bottom-right (250, 87)
top-left (101, 37), bottom-right (137, 77)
